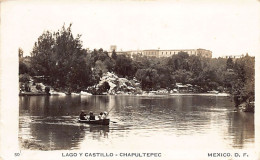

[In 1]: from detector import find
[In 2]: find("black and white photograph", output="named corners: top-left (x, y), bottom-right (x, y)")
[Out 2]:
top-left (0, 0), bottom-right (259, 159)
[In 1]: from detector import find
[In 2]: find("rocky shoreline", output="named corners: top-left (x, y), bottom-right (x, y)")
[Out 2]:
top-left (19, 72), bottom-right (254, 113)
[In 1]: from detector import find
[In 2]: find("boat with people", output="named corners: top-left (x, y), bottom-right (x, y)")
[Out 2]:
top-left (78, 110), bottom-right (111, 125)
top-left (78, 118), bottom-right (110, 125)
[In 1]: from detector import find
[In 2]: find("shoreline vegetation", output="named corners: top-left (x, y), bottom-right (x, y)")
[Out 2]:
top-left (19, 24), bottom-right (255, 113)
top-left (19, 138), bottom-right (48, 151)
top-left (19, 91), bottom-right (230, 97)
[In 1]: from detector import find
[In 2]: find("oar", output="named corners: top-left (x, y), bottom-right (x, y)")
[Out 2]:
top-left (106, 107), bottom-right (118, 123)
top-left (107, 107), bottom-right (114, 116)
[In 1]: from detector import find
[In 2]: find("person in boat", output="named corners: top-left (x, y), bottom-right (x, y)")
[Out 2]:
top-left (79, 111), bottom-right (87, 120)
top-left (102, 111), bottom-right (108, 119)
top-left (89, 111), bottom-right (95, 120)
top-left (98, 112), bottom-right (103, 120)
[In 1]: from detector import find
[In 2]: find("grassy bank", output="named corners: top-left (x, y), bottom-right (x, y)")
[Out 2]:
top-left (20, 138), bottom-right (49, 150)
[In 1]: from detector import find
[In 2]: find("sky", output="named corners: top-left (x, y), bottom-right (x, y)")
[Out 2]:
top-left (1, 0), bottom-right (260, 57)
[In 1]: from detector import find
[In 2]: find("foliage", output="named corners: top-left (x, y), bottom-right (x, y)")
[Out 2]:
top-left (19, 62), bottom-right (29, 74)
top-left (31, 30), bottom-right (55, 78)
top-left (97, 81), bottom-right (110, 94)
top-left (30, 24), bottom-right (92, 92)
top-left (23, 24), bottom-right (254, 104)
top-left (19, 48), bottom-right (24, 58)
top-left (226, 57), bottom-right (234, 69)
top-left (115, 55), bottom-right (135, 78)
top-left (135, 68), bottom-right (159, 90)
top-left (36, 84), bottom-right (42, 91)
top-left (19, 74), bottom-right (30, 83)
top-left (173, 69), bottom-right (193, 84)
top-left (45, 86), bottom-right (50, 95)
top-left (232, 55), bottom-right (255, 106)
top-left (24, 83), bottom-right (31, 92)
top-left (111, 50), bottom-right (117, 60)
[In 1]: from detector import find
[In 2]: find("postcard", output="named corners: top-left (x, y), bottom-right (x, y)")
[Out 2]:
top-left (0, 0), bottom-right (259, 160)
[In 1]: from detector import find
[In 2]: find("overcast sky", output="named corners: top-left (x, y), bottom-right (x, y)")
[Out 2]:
top-left (1, 0), bottom-right (260, 57)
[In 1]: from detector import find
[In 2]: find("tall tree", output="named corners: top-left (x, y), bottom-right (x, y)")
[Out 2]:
top-left (135, 68), bottom-right (159, 90)
top-left (226, 57), bottom-right (234, 69)
top-left (31, 31), bottom-right (55, 79)
top-left (115, 55), bottom-right (135, 78)
top-left (30, 24), bottom-right (92, 91)
top-left (111, 50), bottom-right (117, 60)
top-left (18, 48), bottom-right (24, 58)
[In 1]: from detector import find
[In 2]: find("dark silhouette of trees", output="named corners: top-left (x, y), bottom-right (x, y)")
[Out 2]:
top-left (30, 24), bottom-right (92, 92)
top-left (114, 55), bottom-right (135, 78)
top-left (226, 57), bottom-right (234, 69)
top-left (21, 24), bottom-right (254, 106)
top-left (111, 50), bottom-right (117, 60)
top-left (135, 68), bottom-right (159, 90)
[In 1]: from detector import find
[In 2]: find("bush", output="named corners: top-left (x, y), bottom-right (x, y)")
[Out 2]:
top-left (24, 83), bottom-right (31, 92)
top-left (45, 86), bottom-right (50, 95)
top-left (19, 62), bottom-right (28, 74)
top-left (36, 84), bottom-right (42, 91)
top-left (19, 74), bottom-right (30, 83)
top-left (97, 81), bottom-right (110, 94)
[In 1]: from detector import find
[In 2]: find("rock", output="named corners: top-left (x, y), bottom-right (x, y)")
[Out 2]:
top-left (91, 72), bottom-right (140, 95)
top-left (80, 91), bottom-right (92, 95)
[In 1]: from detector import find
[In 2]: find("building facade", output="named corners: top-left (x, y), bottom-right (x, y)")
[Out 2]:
top-left (109, 46), bottom-right (212, 58)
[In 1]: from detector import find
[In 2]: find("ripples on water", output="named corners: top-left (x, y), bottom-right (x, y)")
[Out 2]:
top-left (19, 95), bottom-right (254, 150)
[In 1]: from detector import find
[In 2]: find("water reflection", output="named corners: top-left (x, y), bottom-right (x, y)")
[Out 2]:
top-left (21, 117), bottom-right (111, 150)
top-left (19, 95), bottom-right (254, 150)
top-left (227, 112), bottom-right (254, 148)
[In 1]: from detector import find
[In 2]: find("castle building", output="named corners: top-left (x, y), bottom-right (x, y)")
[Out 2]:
top-left (139, 48), bottom-right (212, 58)
top-left (109, 46), bottom-right (212, 58)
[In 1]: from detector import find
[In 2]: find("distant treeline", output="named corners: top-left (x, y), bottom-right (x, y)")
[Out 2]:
top-left (19, 24), bottom-right (254, 103)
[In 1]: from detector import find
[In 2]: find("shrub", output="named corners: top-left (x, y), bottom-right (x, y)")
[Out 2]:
top-left (36, 84), bottom-right (42, 91)
top-left (19, 74), bottom-right (30, 83)
top-left (45, 86), bottom-right (50, 95)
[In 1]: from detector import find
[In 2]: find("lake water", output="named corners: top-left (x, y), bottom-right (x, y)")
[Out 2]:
top-left (19, 95), bottom-right (254, 150)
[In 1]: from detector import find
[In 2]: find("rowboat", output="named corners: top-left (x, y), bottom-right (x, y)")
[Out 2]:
top-left (78, 118), bottom-right (110, 125)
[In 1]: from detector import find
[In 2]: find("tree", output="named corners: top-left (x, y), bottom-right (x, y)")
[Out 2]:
top-left (111, 50), bottom-right (117, 60)
top-left (31, 30), bottom-right (55, 80)
top-left (19, 62), bottom-right (28, 74)
top-left (188, 55), bottom-right (202, 75)
top-left (135, 68), bottom-right (159, 90)
top-left (173, 69), bottom-right (193, 84)
top-left (115, 55), bottom-right (135, 78)
top-left (167, 52), bottom-right (190, 72)
top-left (30, 24), bottom-right (92, 91)
top-left (158, 74), bottom-right (175, 90)
top-left (19, 48), bottom-right (24, 58)
top-left (226, 57), bottom-right (234, 69)
top-left (19, 74), bottom-right (30, 83)
top-left (232, 55), bottom-right (255, 104)
top-left (45, 86), bottom-right (50, 95)
top-left (178, 51), bottom-right (189, 59)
